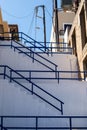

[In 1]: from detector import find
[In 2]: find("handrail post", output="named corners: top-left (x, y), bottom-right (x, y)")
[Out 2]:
top-left (58, 71), bottom-right (59, 84)
top-left (36, 117), bottom-right (38, 130)
top-left (10, 70), bottom-right (12, 82)
top-left (29, 71), bottom-right (31, 82)
top-left (31, 84), bottom-right (33, 95)
top-left (61, 103), bottom-right (63, 115)
top-left (69, 117), bottom-right (72, 130)
top-left (32, 52), bottom-right (34, 63)
top-left (4, 66), bottom-right (6, 79)
top-left (55, 66), bottom-right (57, 79)
top-left (1, 116), bottom-right (3, 130)
top-left (45, 42), bottom-right (46, 52)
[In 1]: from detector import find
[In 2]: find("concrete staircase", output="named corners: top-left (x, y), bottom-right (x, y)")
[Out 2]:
top-left (0, 40), bottom-right (87, 128)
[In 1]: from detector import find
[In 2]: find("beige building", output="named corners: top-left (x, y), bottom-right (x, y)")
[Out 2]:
top-left (58, 11), bottom-right (75, 43)
top-left (50, 9), bottom-right (75, 52)
top-left (51, 0), bottom-right (87, 78)
top-left (0, 8), bottom-right (19, 40)
top-left (0, 8), bottom-right (10, 39)
top-left (68, 0), bottom-right (87, 78)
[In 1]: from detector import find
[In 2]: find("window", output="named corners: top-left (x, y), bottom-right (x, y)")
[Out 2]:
top-left (59, 30), bottom-right (64, 35)
top-left (63, 24), bottom-right (72, 32)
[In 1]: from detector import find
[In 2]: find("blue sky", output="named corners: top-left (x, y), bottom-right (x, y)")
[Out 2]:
top-left (0, 0), bottom-right (61, 41)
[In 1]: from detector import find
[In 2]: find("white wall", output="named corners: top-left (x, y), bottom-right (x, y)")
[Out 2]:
top-left (0, 40), bottom-right (87, 127)
top-left (0, 79), bottom-right (60, 116)
top-left (0, 41), bottom-right (78, 71)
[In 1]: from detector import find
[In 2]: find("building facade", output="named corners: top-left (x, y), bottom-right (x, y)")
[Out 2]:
top-left (50, 9), bottom-right (75, 52)
top-left (0, 8), bottom-right (10, 39)
top-left (68, 0), bottom-right (87, 78)
top-left (50, 0), bottom-right (87, 78)
top-left (0, 8), bottom-right (19, 40)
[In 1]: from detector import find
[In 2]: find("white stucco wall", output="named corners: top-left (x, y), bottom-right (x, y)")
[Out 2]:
top-left (0, 40), bottom-right (87, 127)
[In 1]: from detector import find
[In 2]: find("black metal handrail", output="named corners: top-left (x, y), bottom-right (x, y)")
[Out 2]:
top-left (19, 32), bottom-right (50, 53)
top-left (12, 70), bottom-right (87, 83)
top-left (0, 32), bottom-right (58, 72)
top-left (13, 40), bottom-right (58, 71)
top-left (0, 116), bottom-right (87, 130)
top-left (0, 44), bottom-right (72, 55)
top-left (0, 65), bottom-right (64, 114)
top-left (19, 32), bottom-right (72, 54)
top-left (16, 46), bottom-right (72, 55)
top-left (0, 31), bottom-right (72, 56)
top-left (0, 32), bottom-right (49, 52)
top-left (0, 32), bottom-right (72, 53)
top-left (0, 32), bottom-right (50, 54)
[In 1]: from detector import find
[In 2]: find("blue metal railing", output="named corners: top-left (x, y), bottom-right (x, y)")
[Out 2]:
top-left (13, 40), bottom-right (58, 72)
top-left (0, 65), bottom-right (64, 114)
top-left (18, 32), bottom-right (72, 54)
top-left (18, 46), bottom-right (72, 54)
top-left (0, 116), bottom-right (87, 130)
top-left (11, 70), bottom-right (87, 83)
top-left (0, 32), bottom-right (73, 54)
top-left (0, 32), bottom-right (49, 53)
top-left (19, 32), bottom-right (50, 53)
top-left (0, 31), bottom-right (73, 55)
top-left (0, 32), bottom-right (58, 73)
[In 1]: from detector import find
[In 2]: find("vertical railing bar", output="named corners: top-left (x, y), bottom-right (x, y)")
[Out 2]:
top-left (45, 42), bottom-right (46, 52)
top-left (1, 116), bottom-right (3, 130)
top-left (36, 117), bottom-right (38, 130)
top-left (69, 117), bottom-right (72, 130)
top-left (10, 70), bottom-right (12, 82)
top-left (58, 71), bottom-right (59, 84)
top-left (4, 66), bottom-right (6, 79)
top-left (29, 71), bottom-right (31, 82)
top-left (51, 43), bottom-right (52, 56)
top-left (33, 52), bottom-right (34, 63)
top-left (31, 83), bottom-right (33, 95)
top-left (55, 66), bottom-right (57, 79)
top-left (61, 103), bottom-right (63, 115)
